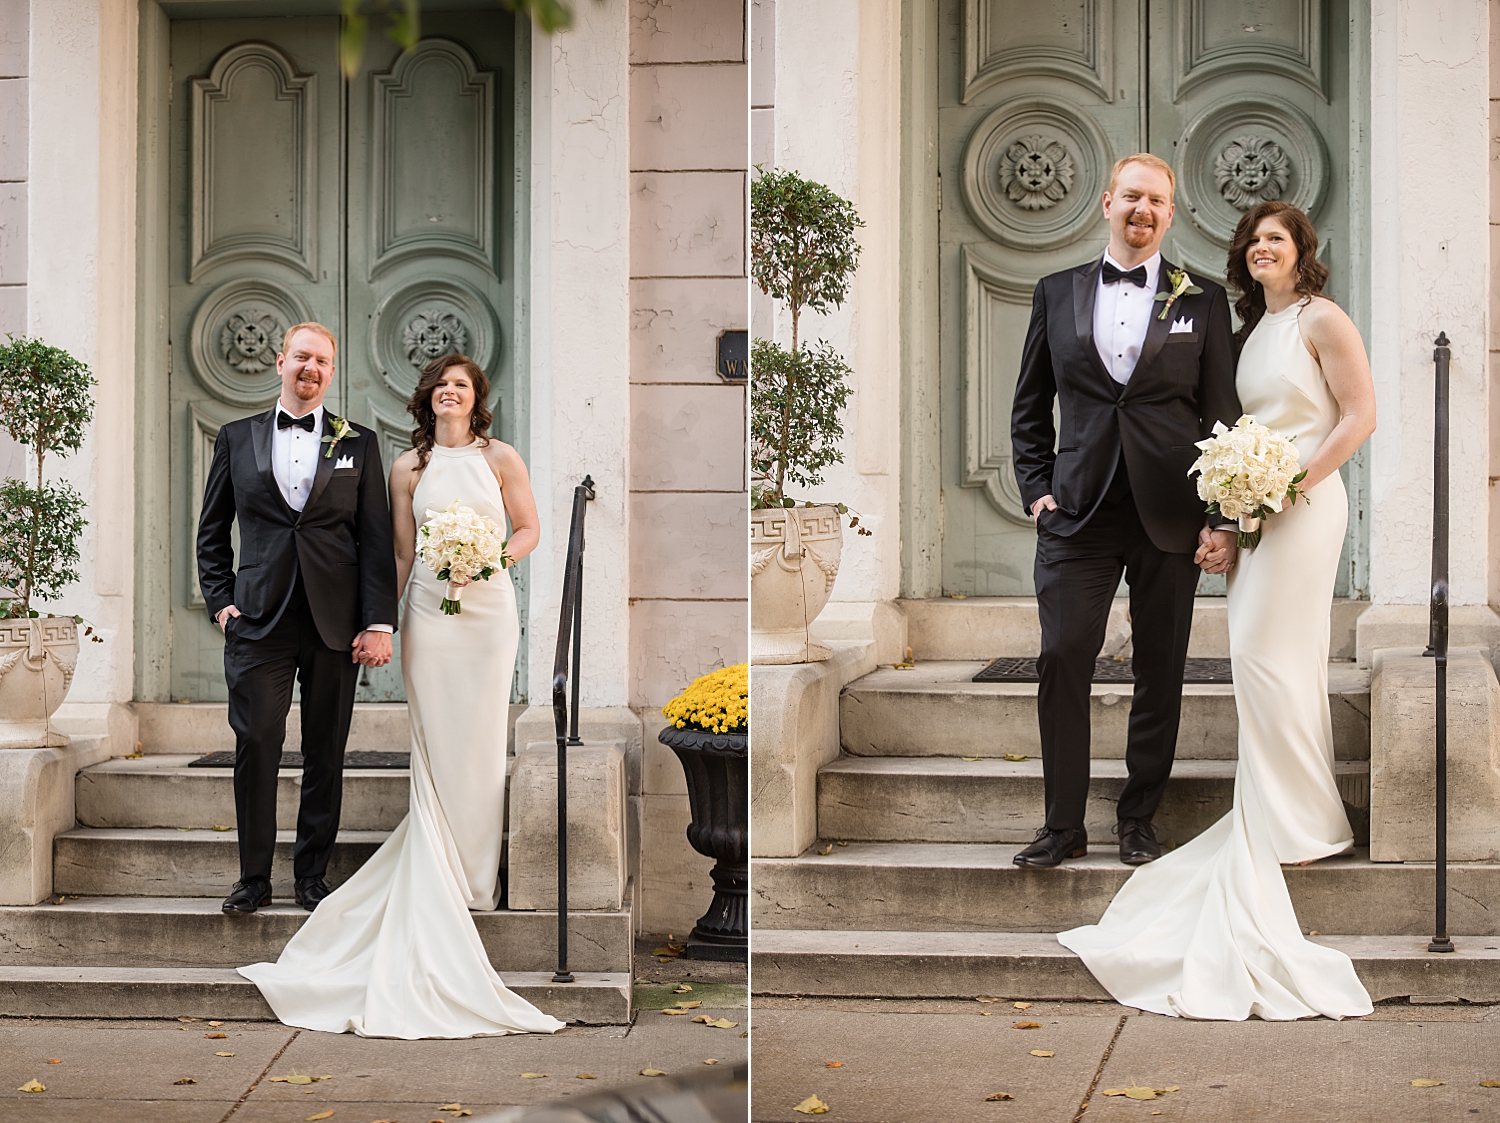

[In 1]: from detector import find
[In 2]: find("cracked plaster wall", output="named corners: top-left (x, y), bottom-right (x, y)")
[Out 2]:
top-left (23, 0), bottom-right (136, 709)
top-left (627, 0), bottom-right (748, 935)
top-left (763, 0), bottom-right (902, 608)
top-left (1369, 0), bottom-right (1491, 605)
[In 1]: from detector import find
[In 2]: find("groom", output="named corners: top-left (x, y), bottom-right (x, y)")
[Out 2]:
top-left (197, 323), bottom-right (399, 913)
top-left (1009, 153), bottom-right (1241, 868)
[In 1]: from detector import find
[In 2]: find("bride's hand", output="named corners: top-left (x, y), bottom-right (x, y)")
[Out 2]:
top-left (1194, 527), bottom-right (1237, 574)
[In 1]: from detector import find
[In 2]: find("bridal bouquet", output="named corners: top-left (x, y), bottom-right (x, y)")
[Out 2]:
top-left (417, 500), bottom-right (512, 615)
top-left (1187, 415), bottom-right (1307, 548)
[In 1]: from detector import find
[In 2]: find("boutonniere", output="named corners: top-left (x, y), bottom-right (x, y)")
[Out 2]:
top-left (1155, 268), bottom-right (1203, 321)
top-left (321, 414), bottom-right (356, 459)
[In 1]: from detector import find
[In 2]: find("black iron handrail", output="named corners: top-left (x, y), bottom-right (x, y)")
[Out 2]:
top-left (1424, 333), bottom-right (1453, 954)
top-left (550, 475), bottom-right (595, 983)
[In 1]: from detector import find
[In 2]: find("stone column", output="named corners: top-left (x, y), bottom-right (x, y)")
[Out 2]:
top-left (1358, 0), bottom-right (1499, 663)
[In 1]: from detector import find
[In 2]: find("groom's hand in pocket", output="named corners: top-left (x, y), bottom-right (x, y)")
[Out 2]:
top-left (215, 605), bottom-right (241, 632)
top-left (352, 630), bottom-right (393, 667)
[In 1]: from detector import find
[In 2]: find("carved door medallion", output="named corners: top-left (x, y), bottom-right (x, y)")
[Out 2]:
top-left (168, 15), bottom-right (517, 702)
top-left (939, 0), bottom-right (1354, 597)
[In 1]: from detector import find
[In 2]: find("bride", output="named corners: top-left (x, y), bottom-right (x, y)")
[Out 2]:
top-left (1059, 201), bottom-right (1377, 1020)
top-left (239, 354), bottom-right (565, 1038)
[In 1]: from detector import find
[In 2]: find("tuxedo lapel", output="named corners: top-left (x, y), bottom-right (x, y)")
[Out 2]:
top-left (1072, 258), bottom-right (1118, 394)
top-left (249, 410), bottom-right (293, 516)
top-left (303, 413), bottom-right (340, 512)
top-left (1124, 259), bottom-right (1176, 394)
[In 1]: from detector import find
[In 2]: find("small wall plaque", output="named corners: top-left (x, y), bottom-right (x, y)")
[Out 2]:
top-left (716, 329), bottom-right (748, 382)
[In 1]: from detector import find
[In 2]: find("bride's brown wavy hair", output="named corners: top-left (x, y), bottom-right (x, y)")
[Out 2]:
top-left (1225, 200), bottom-right (1329, 349)
top-left (407, 354), bottom-right (493, 469)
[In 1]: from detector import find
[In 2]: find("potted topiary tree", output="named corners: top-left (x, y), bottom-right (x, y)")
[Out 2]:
top-left (751, 167), bottom-right (867, 665)
top-left (657, 663), bottom-right (748, 960)
top-left (0, 337), bottom-right (97, 748)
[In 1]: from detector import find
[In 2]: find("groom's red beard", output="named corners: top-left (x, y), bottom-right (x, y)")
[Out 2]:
top-left (290, 371), bottom-right (326, 400)
top-left (1123, 217), bottom-right (1156, 246)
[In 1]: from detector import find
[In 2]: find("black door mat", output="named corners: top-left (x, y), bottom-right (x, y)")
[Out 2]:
top-left (188, 751), bottom-right (411, 769)
top-left (973, 656), bottom-right (1234, 684)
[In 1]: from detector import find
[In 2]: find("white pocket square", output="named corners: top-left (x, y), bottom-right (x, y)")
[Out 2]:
top-left (335, 455), bottom-right (354, 470)
top-left (1170, 317), bottom-right (1194, 334)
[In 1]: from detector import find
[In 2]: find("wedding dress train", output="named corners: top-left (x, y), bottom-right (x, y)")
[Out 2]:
top-left (1058, 299), bottom-right (1374, 1021)
top-left (240, 440), bottom-right (565, 1038)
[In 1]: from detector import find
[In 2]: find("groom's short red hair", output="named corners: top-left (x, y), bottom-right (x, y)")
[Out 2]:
top-left (280, 321), bottom-right (338, 360)
top-left (1108, 153), bottom-right (1176, 201)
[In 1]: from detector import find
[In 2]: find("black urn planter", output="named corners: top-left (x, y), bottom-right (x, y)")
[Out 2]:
top-left (658, 724), bottom-right (748, 961)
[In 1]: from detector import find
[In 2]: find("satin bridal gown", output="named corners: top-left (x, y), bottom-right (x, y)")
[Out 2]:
top-left (240, 440), bottom-right (566, 1039)
top-left (1058, 298), bottom-right (1374, 1021)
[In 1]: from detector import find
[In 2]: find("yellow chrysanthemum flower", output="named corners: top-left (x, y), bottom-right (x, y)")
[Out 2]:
top-left (662, 663), bottom-right (748, 735)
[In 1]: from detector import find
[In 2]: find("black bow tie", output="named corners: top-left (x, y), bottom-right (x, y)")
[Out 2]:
top-left (1102, 261), bottom-right (1148, 288)
top-left (277, 410), bottom-right (316, 432)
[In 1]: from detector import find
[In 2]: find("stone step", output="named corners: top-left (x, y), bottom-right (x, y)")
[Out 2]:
top-left (0, 895), bottom-right (632, 974)
top-left (750, 930), bottom-right (1500, 1003)
top-left (52, 828), bottom-right (392, 898)
top-left (840, 661), bottom-right (1370, 760)
top-left (76, 756), bottom-right (412, 831)
top-left (0, 966), bottom-right (632, 1024)
top-left (133, 702), bottom-right (417, 754)
top-left (750, 842), bottom-right (1500, 936)
top-left (816, 756), bottom-right (1370, 845)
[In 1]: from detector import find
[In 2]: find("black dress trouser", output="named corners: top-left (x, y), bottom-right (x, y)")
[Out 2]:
top-left (223, 575), bottom-right (359, 885)
top-left (1033, 492), bottom-right (1200, 833)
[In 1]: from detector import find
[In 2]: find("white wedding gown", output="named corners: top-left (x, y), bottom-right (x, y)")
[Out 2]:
top-left (239, 440), bottom-right (566, 1038)
top-left (1058, 299), bottom-right (1374, 1021)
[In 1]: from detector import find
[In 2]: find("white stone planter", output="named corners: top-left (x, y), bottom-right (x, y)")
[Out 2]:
top-left (751, 505), bottom-right (843, 665)
top-left (0, 616), bottom-right (79, 749)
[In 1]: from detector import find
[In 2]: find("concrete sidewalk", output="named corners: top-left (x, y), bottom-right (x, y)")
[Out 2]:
top-left (752, 997), bottom-right (1500, 1122)
top-left (0, 1000), bottom-right (747, 1121)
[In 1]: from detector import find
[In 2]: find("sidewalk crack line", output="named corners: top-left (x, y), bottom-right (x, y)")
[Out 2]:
top-left (218, 1026), bottom-right (300, 1123)
top-left (1072, 1013), bottom-right (1128, 1122)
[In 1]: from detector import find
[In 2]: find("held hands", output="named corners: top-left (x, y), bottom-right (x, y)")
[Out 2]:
top-left (351, 630), bottom-right (393, 667)
top-left (1194, 527), bottom-right (1238, 575)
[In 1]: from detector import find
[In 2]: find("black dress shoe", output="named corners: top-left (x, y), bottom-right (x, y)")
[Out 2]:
top-left (1012, 827), bottom-right (1089, 868)
top-left (294, 876), bottom-right (333, 912)
top-left (1117, 817), bottom-right (1162, 865)
top-left (222, 878), bottom-right (271, 914)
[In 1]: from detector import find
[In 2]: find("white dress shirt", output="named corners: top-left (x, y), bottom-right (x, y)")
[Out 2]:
top-left (271, 401), bottom-right (391, 633)
top-left (1093, 250), bottom-right (1161, 385)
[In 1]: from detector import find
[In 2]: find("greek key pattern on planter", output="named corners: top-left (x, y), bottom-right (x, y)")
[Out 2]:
top-left (402, 308), bottom-right (469, 369)
top-left (0, 618), bottom-right (78, 682)
top-left (750, 509), bottom-right (842, 593)
top-left (998, 135), bottom-right (1074, 211)
top-left (219, 306), bottom-right (286, 374)
top-left (1214, 135), bottom-right (1290, 211)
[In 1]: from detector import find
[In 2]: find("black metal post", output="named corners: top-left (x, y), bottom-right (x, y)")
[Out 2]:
top-left (1426, 332), bottom-right (1454, 954)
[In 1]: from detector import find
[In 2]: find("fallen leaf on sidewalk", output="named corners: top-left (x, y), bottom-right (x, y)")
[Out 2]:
top-left (18, 1080), bottom-right (44, 1092)
top-left (1481, 1080), bottom-right (1500, 1087)
top-left (1103, 1086), bottom-right (1178, 1100)
top-left (673, 984), bottom-right (693, 993)
top-left (205, 1033), bottom-right (227, 1038)
top-left (707, 1018), bottom-right (738, 1029)
top-left (817, 843), bottom-right (833, 855)
top-left (661, 1008), bottom-right (690, 1015)
top-left (178, 1016), bottom-right (202, 1022)
top-left (984, 1092), bottom-right (1013, 1101)
top-left (520, 1072), bottom-right (548, 1079)
top-left (45, 1059), bottom-right (61, 1064)
top-left (576, 1074), bottom-right (597, 1079)
top-left (305, 1112), bottom-right (334, 1122)
top-left (1013, 1002), bottom-right (1033, 1010)
top-left (793, 1095), bottom-right (829, 1115)
top-left (1012, 1022), bottom-right (1041, 1029)
top-left (674, 1000), bottom-right (702, 1009)
top-left (215, 1052), bottom-right (235, 1057)
top-left (1029, 1050), bottom-right (1054, 1058)
top-left (692, 1014), bottom-right (712, 1023)
top-left (1410, 1079), bottom-right (1445, 1087)
top-left (207, 1021), bottom-right (224, 1027)
top-left (640, 1068), bottom-right (667, 1077)
top-left (837, 841), bottom-right (848, 846)
top-left (438, 1106), bottom-right (471, 1118)
top-left (1003, 754), bottom-right (1028, 762)
top-left (704, 1059), bottom-right (719, 1065)
top-left (652, 944), bottom-right (685, 958)
top-left (825, 1062), bottom-right (843, 1068)
top-left (980, 1012), bottom-right (992, 1016)
top-left (211, 825), bottom-right (232, 832)
top-left (975, 996), bottom-right (999, 1003)
top-left (271, 1074), bottom-right (328, 1085)
top-left (172, 1078), bottom-right (195, 1085)
top-left (961, 756), bottom-right (982, 762)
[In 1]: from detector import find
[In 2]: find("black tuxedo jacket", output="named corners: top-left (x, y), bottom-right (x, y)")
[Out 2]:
top-left (196, 409), bottom-right (399, 650)
top-left (1010, 256), bottom-right (1242, 555)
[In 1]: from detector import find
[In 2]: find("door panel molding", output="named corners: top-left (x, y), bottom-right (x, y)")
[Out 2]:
top-left (961, 245), bottom-right (1035, 526)
top-left (368, 276), bottom-right (501, 400)
top-left (1173, 0), bottom-right (1326, 103)
top-left (190, 42), bottom-right (319, 282)
top-left (187, 276), bottom-right (314, 406)
top-left (963, 0), bottom-right (1113, 104)
top-left (186, 403), bottom-right (223, 608)
top-left (370, 38), bottom-right (496, 279)
top-left (1174, 94), bottom-right (1329, 247)
top-left (959, 95), bottom-right (1113, 251)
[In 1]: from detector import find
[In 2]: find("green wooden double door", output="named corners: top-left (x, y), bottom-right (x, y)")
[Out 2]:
top-left (939, 0), bottom-right (1360, 596)
top-left (167, 13), bottom-right (521, 702)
